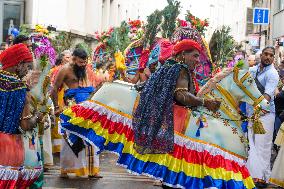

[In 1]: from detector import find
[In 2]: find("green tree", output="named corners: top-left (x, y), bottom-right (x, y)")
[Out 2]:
top-left (75, 42), bottom-right (92, 57)
top-left (51, 31), bottom-right (73, 54)
top-left (209, 26), bottom-right (236, 67)
top-left (107, 21), bottom-right (130, 54)
top-left (143, 10), bottom-right (163, 47)
top-left (161, 0), bottom-right (181, 38)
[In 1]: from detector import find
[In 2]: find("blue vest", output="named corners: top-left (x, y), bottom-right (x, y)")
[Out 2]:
top-left (0, 71), bottom-right (27, 134)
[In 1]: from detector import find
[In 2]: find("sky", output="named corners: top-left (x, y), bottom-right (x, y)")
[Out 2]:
top-left (136, 0), bottom-right (252, 42)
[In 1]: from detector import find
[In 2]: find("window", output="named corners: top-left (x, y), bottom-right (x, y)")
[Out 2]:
top-left (0, 1), bottom-right (24, 43)
top-left (279, 0), bottom-right (284, 11)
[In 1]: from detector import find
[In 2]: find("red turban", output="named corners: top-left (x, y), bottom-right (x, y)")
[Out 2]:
top-left (172, 39), bottom-right (202, 56)
top-left (0, 43), bottom-right (33, 70)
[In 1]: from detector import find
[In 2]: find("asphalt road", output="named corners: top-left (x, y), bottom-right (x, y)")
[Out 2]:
top-left (43, 152), bottom-right (160, 189)
top-left (43, 152), bottom-right (280, 189)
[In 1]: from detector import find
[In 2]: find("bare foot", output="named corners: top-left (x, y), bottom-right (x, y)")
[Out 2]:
top-left (153, 181), bottom-right (162, 186)
top-left (88, 175), bottom-right (103, 179)
top-left (60, 173), bottom-right (69, 178)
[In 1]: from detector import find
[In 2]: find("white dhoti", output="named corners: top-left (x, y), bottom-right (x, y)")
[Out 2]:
top-left (52, 118), bottom-right (63, 153)
top-left (43, 119), bottom-right (54, 166)
top-left (60, 139), bottom-right (99, 176)
top-left (246, 113), bottom-right (275, 181)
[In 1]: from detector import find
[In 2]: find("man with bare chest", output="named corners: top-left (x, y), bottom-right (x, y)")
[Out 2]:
top-left (51, 48), bottom-right (100, 179)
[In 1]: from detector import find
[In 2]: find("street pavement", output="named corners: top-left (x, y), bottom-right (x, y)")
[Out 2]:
top-left (43, 152), bottom-right (160, 189)
top-left (43, 152), bottom-right (280, 189)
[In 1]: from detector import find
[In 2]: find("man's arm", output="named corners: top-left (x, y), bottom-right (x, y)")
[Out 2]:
top-left (175, 68), bottom-right (203, 106)
top-left (20, 93), bottom-right (42, 131)
top-left (264, 71), bottom-right (280, 102)
top-left (51, 67), bottom-right (66, 114)
top-left (174, 68), bottom-right (220, 112)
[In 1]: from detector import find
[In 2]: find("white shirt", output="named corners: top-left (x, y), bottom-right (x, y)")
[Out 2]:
top-left (249, 64), bottom-right (279, 113)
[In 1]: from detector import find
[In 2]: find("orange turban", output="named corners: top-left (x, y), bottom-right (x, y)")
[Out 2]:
top-left (172, 39), bottom-right (202, 56)
top-left (0, 43), bottom-right (33, 70)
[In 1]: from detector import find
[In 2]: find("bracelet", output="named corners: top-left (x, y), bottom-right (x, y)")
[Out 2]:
top-left (20, 114), bottom-right (33, 120)
top-left (174, 88), bottom-right (188, 94)
top-left (18, 126), bottom-right (26, 134)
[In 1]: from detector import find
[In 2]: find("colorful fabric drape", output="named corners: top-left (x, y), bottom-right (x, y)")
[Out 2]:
top-left (64, 87), bottom-right (95, 104)
top-left (60, 86), bottom-right (100, 177)
top-left (133, 61), bottom-right (186, 154)
top-left (60, 100), bottom-right (256, 189)
top-left (64, 86), bottom-right (95, 156)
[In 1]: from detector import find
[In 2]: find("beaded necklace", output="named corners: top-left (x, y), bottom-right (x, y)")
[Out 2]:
top-left (0, 70), bottom-right (26, 91)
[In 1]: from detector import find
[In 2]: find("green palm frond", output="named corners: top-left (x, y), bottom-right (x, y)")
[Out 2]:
top-left (209, 26), bottom-right (237, 66)
top-left (161, 0), bottom-right (181, 38)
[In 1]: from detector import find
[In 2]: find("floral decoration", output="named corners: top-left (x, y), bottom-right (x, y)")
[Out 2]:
top-left (128, 19), bottom-right (143, 29)
top-left (35, 24), bottom-right (49, 35)
top-left (185, 11), bottom-right (209, 36)
top-left (177, 19), bottom-right (190, 27)
top-left (94, 27), bottom-right (115, 44)
top-left (34, 37), bottom-right (56, 69)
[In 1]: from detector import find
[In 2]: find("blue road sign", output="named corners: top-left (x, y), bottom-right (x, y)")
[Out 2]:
top-left (253, 8), bottom-right (269, 25)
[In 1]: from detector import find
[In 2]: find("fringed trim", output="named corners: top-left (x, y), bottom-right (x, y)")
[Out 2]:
top-left (0, 166), bottom-right (42, 181)
top-left (66, 101), bottom-right (247, 165)
top-left (61, 101), bottom-right (255, 189)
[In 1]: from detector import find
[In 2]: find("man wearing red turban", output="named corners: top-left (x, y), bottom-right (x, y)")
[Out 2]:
top-left (172, 39), bottom-right (220, 113)
top-left (133, 38), bottom-right (221, 168)
top-left (0, 43), bottom-right (43, 188)
top-left (0, 43), bottom-right (33, 77)
top-left (132, 39), bottom-right (221, 189)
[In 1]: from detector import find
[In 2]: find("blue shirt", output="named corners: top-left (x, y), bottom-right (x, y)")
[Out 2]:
top-left (249, 64), bottom-right (279, 113)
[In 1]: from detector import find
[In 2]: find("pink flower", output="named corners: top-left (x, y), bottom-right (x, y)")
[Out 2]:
top-left (34, 37), bottom-right (56, 65)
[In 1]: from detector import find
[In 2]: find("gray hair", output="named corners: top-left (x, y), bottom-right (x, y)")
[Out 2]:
top-left (55, 50), bottom-right (71, 66)
top-left (61, 50), bottom-right (71, 56)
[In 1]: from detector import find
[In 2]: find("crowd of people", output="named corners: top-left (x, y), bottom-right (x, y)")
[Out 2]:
top-left (1, 30), bottom-right (284, 189)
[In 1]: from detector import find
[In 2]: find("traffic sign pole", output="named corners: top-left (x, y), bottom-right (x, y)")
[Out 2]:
top-left (253, 8), bottom-right (270, 48)
top-left (259, 25), bottom-right (262, 49)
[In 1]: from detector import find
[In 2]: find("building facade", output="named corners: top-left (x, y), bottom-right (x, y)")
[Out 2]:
top-left (0, 0), bottom-right (24, 43)
top-left (0, 0), bottom-right (260, 48)
top-left (203, 0), bottom-right (252, 43)
top-left (247, 0), bottom-right (284, 49)
top-left (272, 0), bottom-right (284, 42)
top-left (0, 0), bottom-right (142, 43)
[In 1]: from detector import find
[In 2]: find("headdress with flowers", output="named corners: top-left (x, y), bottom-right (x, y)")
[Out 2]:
top-left (184, 11), bottom-right (209, 36)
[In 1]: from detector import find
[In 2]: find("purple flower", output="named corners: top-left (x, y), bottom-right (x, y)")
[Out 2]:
top-left (34, 37), bottom-right (56, 66)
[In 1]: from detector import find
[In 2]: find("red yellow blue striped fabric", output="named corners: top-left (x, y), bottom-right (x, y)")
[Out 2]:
top-left (60, 100), bottom-right (255, 189)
